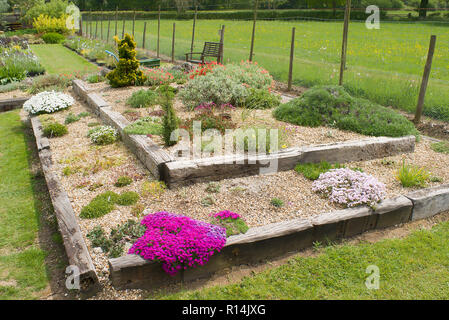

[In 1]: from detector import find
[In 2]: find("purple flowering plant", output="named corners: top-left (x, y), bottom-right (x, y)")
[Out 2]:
top-left (312, 168), bottom-right (386, 208)
top-left (212, 210), bottom-right (249, 237)
top-left (194, 102), bottom-right (235, 112)
top-left (128, 212), bottom-right (226, 275)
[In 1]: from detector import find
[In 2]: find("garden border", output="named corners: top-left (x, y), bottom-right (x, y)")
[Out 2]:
top-left (109, 186), bottom-right (449, 290)
top-left (72, 79), bottom-right (416, 188)
top-left (30, 116), bottom-right (101, 298)
top-left (0, 97), bottom-right (30, 113)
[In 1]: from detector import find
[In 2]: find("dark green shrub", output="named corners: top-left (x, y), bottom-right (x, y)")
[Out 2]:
top-left (42, 32), bottom-right (65, 44)
top-left (114, 176), bottom-right (133, 187)
top-left (162, 95), bottom-right (180, 147)
top-left (42, 121), bottom-right (68, 137)
top-left (80, 191), bottom-right (119, 219)
top-left (106, 34), bottom-right (146, 88)
top-left (117, 191), bottom-right (139, 206)
top-left (156, 85), bottom-right (177, 101)
top-left (244, 88), bottom-right (281, 109)
top-left (273, 85), bottom-right (420, 139)
top-left (126, 89), bottom-right (158, 108)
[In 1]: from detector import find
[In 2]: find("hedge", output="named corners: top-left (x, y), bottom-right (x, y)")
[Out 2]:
top-left (82, 9), bottom-right (387, 21)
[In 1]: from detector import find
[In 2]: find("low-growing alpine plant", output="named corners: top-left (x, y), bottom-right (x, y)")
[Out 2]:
top-left (212, 210), bottom-right (249, 237)
top-left (88, 125), bottom-right (118, 145)
top-left (23, 91), bottom-right (74, 114)
top-left (129, 212), bottom-right (226, 275)
top-left (312, 168), bottom-right (386, 208)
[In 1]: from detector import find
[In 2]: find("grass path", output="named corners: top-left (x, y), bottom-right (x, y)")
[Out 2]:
top-left (30, 44), bottom-right (98, 75)
top-left (0, 110), bottom-right (66, 300)
top-left (158, 217), bottom-right (449, 300)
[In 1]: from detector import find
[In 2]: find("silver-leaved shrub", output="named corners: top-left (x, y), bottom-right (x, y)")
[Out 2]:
top-left (312, 168), bottom-right (386, 208)
top-left (179, 61), bottom-right (274, 110)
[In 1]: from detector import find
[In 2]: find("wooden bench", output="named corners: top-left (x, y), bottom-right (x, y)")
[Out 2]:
top-left (185, 42), bottom-right (223, 64)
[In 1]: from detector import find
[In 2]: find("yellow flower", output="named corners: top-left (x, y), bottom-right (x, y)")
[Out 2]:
top-left (281, 144), bottom-right (287, 149)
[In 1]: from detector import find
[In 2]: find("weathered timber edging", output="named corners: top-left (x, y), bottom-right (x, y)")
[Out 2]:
top-left (72, 79), bottom-right (173, 179)
top-left (30, 116), bottom-right (100, 298)
top-left (73, 79), bottom-right (416, 188)
top-left (163, 136), bottom-right (416, 188)
top-left (0, 97), bottom-right (30, 113)
top-left (109, 188), bottom-right (449, 290)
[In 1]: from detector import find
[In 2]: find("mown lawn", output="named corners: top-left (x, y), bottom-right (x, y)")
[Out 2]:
top-left (88, 19), bottom-right (449, 122)
top-left (0, 111), bottom-right (49, 300)
top-left (157, 220), bottom-right (449, 300)
top-left (30, 44), bottom-right (98, 75)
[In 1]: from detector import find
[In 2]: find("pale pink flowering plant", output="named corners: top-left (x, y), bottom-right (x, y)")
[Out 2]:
top-left (312, 168), bottom-right (386, 208)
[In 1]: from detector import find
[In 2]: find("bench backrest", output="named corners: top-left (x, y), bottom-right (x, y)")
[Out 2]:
top-left (202, 42), bottom-right (221, 57)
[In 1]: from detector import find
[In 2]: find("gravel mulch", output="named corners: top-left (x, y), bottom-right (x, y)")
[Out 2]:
top-left (92, 82), bottom-right (367, 155)
top-left (21, 87), bottom-right (449, 300)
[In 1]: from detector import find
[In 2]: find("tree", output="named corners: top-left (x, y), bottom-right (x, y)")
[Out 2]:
top-left (0, 0), bottom-right (9, 13)
top-left (419, 0), bottom-right (429, 18)
top-left (307, 0), bottom-right (346, 16)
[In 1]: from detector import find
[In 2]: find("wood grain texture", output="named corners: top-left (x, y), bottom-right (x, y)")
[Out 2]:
top-left (31, 117), bottom-right (100, 298)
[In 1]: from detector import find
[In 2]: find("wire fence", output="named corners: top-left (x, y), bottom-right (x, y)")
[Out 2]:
top-left (78, 9), bottom-right (449, 122)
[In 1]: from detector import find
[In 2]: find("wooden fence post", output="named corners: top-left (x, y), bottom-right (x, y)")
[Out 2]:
top-left (100, 13), bottom-right (103, 40)
top-left (288, 27), bottom-right (296, 91)
top-left (339, 0), bottom-right (351, 86)
top-left (79, 14), bottom-right (83, 36)
top-left (107, 15), bottom-right (111, 43)
top-left (219, 25), bottom-right (225, 64)
top-left (414, 35), bottom-right (437, 124)
top-left (171, 23), bottom-right (176, 63)
top-left (115, 6), bottom-right (118, 36)
top-left (249, 0), bottom-right (258, 62)
top-left (191, 5), bottom-right (198, 53)
top-left (142, 21), bottom-right (147, 49)
top-left (157, 5), bottom-right (161, 58)
top-left (95, 16), bottom-right (98, 39)
top-left (122, 19), bottom-right (125, 38)
top-left (132, 10), bottom-right (136, 37)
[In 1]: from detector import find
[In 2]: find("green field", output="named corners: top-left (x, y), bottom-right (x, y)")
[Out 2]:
top-left (85, 19), bottom-right (449, 121)
top-left (31, 44), bottom-right (98, 75)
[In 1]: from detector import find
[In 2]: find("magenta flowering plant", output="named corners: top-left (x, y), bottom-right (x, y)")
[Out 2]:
top-left (214, 210), bottom-right (241, 220)
top-left (212, 210), bottom-right (249, 237)
top-left (312, 168), bottom-right (386, 208)
top-left (128, 212), bottom-right (226, 275)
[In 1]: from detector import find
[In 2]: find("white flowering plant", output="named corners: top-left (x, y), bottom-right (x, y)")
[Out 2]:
top-left (312, 168), bottom-right (386, 209)
top-left (23, 91), bottom-right (75, 115)
top-left (88, 126), bottom-right (118, 145)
